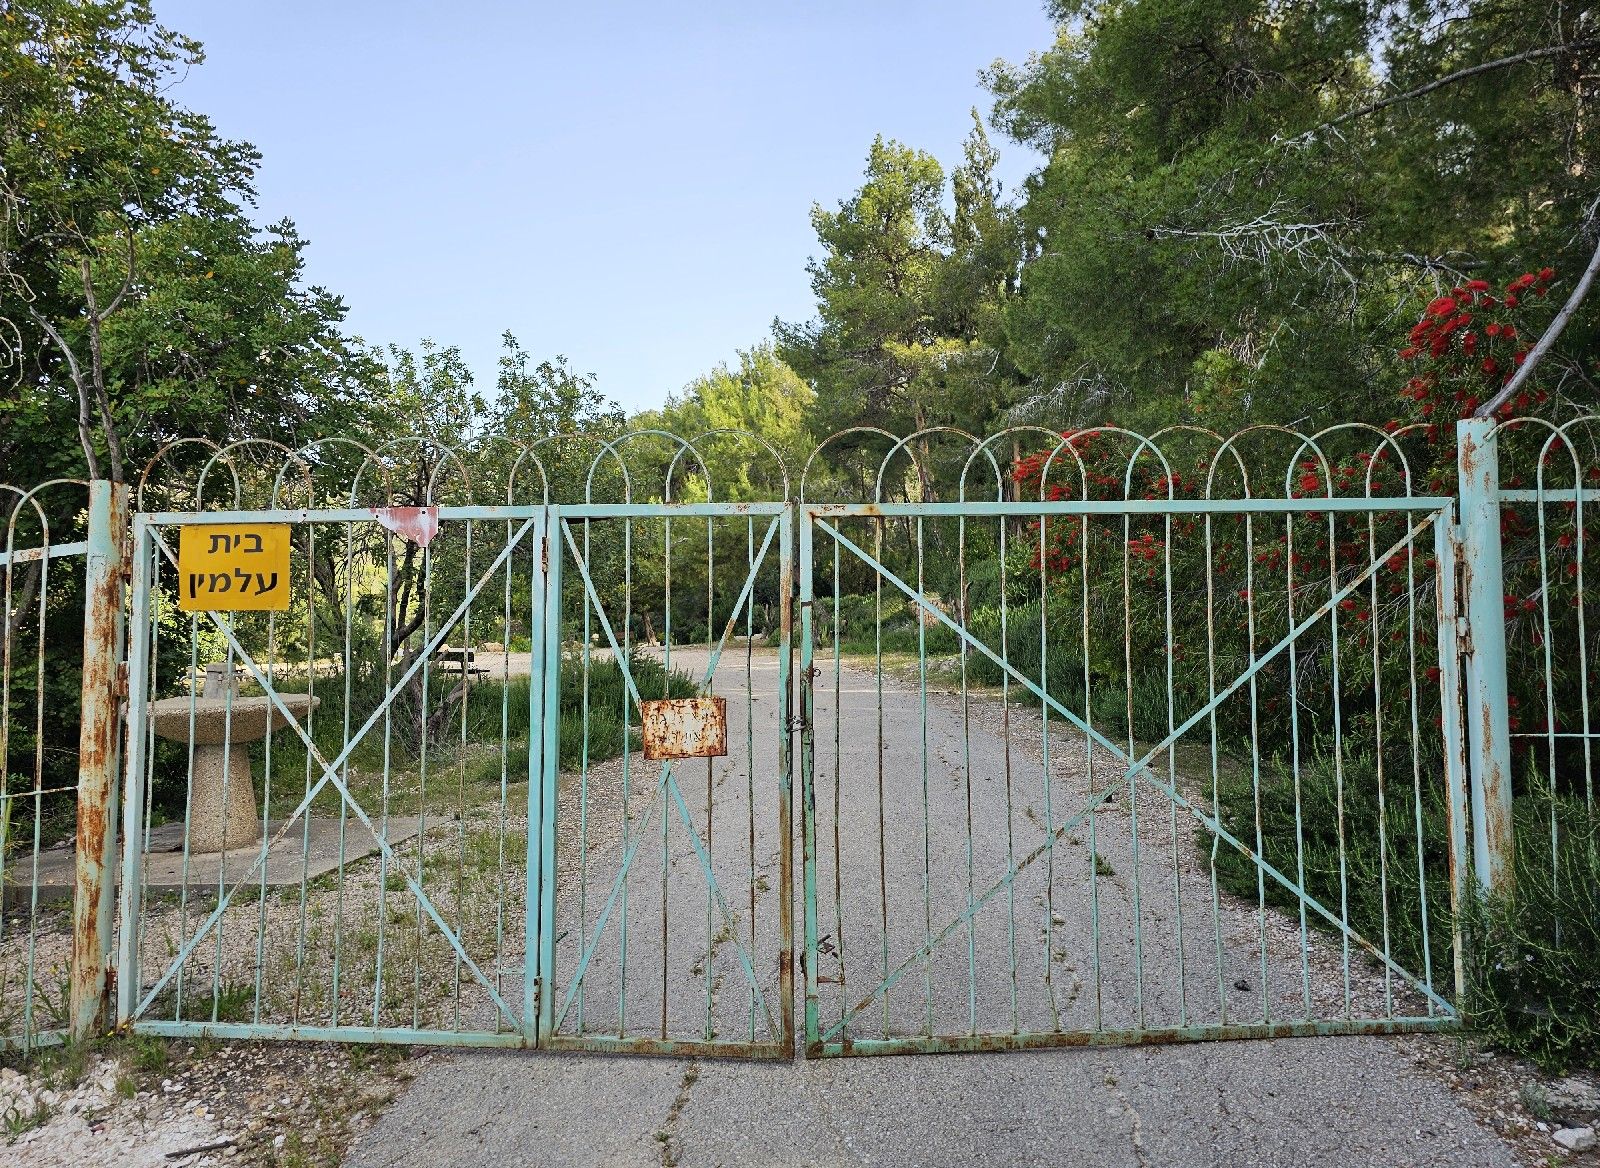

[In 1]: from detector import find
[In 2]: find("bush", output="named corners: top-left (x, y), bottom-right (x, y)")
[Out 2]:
top-left (1463, 797), bottom-right (1600, 1073)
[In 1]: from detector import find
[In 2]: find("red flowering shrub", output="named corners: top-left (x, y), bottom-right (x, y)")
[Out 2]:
top-left (1394, 269), bottom-right (1554, 425)
top-left (1001, 265), bottom-right (1592, 796)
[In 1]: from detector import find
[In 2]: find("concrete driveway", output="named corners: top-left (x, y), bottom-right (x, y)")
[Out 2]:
top-left (344, 647), bottom-right (1514, 1168)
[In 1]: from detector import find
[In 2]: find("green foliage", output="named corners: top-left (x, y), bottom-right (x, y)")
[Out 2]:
top-left (1464, 799), bottom-right (1600, 1073)
top-left (775, 117), bottom-right (1024, 448)
top-left (1210, 749), bottom-right (1454, 985)
top-left (979, 0), bottom-right (1598, 431)
top-left (0, 1), bottom-right (384, 486)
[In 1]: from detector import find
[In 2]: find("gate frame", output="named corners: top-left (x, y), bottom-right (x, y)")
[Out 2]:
top-left (798, 495), bottom-right (1468, 1058)
top-left (115, 503), bottom-right (551, 1048)
top-left (110, 500), bottom-right (796, 1058)
top-left (18, 417), bottom-right (1585, 1055)
top-left (538, 500), bottom-right (796, 1059)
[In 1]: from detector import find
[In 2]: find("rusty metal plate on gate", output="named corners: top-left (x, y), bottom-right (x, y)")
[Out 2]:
top-left (640, 697), bottom-right (727, 760)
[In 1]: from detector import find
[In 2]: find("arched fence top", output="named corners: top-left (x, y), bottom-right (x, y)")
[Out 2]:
top-left (17, 415), bottom-right (1590, 514)
top-left (1, 478), bottom-right (92, 552)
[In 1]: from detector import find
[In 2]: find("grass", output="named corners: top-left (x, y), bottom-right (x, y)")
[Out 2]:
top-left (1208, 747), bottom-right (1454, 982)
top-left (230, 648), bottom-right (697, 823)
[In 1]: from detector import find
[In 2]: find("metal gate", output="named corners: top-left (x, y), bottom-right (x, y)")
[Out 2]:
top-left (797, 427), bottom-right (1468, 1056)
top-left (115, 490), bottom-right (793, 1057)
top-left (81, 419), bottom-right (1587, 1061)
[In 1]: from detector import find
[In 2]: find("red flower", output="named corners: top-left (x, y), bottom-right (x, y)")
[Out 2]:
top-left (1467, 279), bottom-right (1490, 292)
top-left (1426, 296), bottom-right (1457, 317)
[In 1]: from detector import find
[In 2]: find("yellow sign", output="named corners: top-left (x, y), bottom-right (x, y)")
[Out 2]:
top-left (177, 524), bottom-right (292, 612)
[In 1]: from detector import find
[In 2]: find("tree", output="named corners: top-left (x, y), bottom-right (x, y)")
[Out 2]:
top-left (776, 119), bottom-right (1025, 498)
top-left (488, 331), bottom-right (624, 501)
top-left (0, 0), bottom-right (380, 487)
top-left (643, 341), bottom-right (814, 499)
top-left (984, 0), bottom-right (1598, 431)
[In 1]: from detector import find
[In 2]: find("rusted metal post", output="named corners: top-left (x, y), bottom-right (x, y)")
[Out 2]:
top-left (1456, 419), bottom-right (1514, 893)
top-left (71, 479), bottom-right (129, 1040)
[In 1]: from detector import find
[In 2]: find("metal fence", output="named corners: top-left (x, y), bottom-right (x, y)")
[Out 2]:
top-left (0, 418), bottom-right (1594, 1060)
top-left (1, 479), bottom-right (123, 1053)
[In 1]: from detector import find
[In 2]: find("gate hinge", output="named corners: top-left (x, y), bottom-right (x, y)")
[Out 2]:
top-left (114, 661), bottom-right (129, 700)
top-left (788, 715), bottom-right (807, 734)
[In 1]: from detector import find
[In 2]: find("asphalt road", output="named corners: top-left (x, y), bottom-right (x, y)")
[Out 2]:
top-left (344, 648), bottom-right (1514, 1168)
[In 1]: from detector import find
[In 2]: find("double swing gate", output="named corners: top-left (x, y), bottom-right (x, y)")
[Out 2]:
top-left (7, 418), bottom-right (1591, 1060)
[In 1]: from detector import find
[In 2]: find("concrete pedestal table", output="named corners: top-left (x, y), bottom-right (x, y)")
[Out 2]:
top-left (149, 694), bottom-right (319, 853)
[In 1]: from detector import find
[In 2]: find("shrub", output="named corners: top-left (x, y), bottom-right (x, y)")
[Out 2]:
top-left (1463, 797), bottom-right (1600, 1073)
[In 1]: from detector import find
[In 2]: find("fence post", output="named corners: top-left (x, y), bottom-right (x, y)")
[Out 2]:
top-left (1456, 418), bottom-right (1515, 893)
top-left (70, 479), bottom-right (129, 1040)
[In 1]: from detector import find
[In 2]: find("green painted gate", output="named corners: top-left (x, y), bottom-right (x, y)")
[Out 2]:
top-left (115, 438), bottom-right (795, 1058)
top-left (796, 426), bottom-right (1471, 1057)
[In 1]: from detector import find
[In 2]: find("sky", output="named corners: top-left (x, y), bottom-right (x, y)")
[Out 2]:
top-left (151, 1), bottom-right (1056, 414)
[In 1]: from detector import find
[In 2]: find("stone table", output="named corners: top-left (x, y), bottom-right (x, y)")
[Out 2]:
top-left (149, 693), bottom-right (318, 853)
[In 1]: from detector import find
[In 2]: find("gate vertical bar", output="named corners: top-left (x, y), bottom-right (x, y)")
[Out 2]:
top-left (537, 506), bottom-right (562, 1044)
top-left (525, 507), bottom-right (550, 1046)
top-left (70, 480), bottom-right (129, 1040)
top-left (1433, 512), bottom-right (1470, 1003)
top-left (116, 514), bottom-right (155, 1026)
top-left (776, 502), bottom-right (795, 1051)
top-left (1457, 418), bottom-right (1515, 892)
top-left (798, 507), bottom-right (818, 1054)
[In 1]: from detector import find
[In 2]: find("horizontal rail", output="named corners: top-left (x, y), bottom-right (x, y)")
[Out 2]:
top-left (812, 1017), bottom-right (1459, 1058)
top-left (1497, 488), bottom-right (1600, 503)
top-left (544, 1035), bottom-right (792, 1060)
top-left (554, 502), bottom-right (790, 518)
top-left (803, 498), bottom-right (1453, 517)
top-left (140, 501), bottom-right (791, 524)
top-left (0, 540), bottom-right (88, 567)
top-left (130, 1021), bottom-right (530, 1048)
top-left (140, 506), bottom-right (534, 524)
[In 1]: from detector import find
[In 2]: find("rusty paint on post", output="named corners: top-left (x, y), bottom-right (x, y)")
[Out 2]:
top-left (71, 480), bottom-right (129, 1040)
top-left (640, 697), bottom-right (728, 760)
top-left (1456, 418), bottom-right (1515, 893)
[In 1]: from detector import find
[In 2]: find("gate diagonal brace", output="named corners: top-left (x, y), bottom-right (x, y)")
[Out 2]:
top-left (129, 519), bottom-right (537, 1031)
top-left (812, 511), bottom-right (1456, 1042)
top-left (552, 514), bottom-right (782, 1036)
